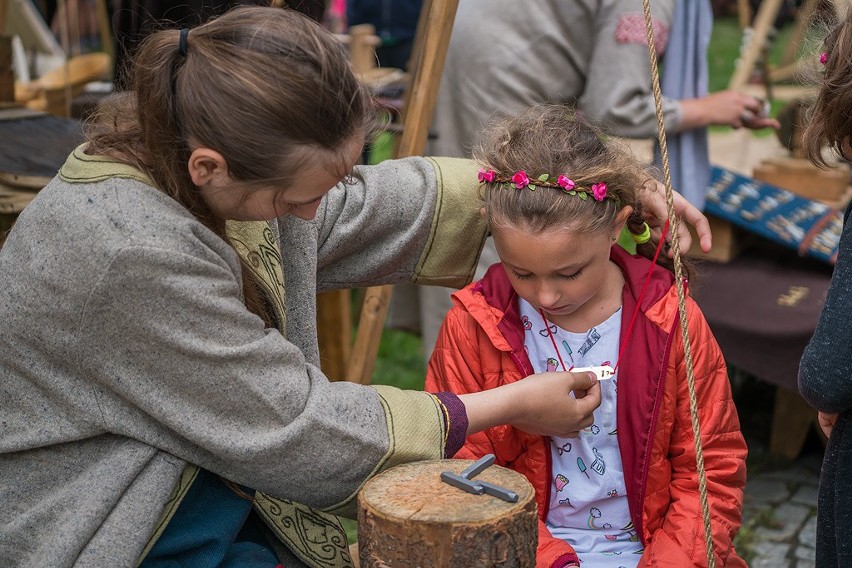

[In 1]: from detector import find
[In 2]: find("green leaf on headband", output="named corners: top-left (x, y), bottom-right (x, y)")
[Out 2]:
top-left (537, 173), bottom-right (549, 182)
top-left (578, 192), bottom-right (588, 200)
top-left (528, 185), bottom-right (536, 191)
top-left (567, 190), bottom-right (577, 196)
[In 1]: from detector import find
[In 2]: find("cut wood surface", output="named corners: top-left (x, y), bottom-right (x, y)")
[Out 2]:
top-left (358, 460), bottom-right (537, 567)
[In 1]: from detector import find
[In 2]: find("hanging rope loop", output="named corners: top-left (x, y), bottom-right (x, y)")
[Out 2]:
top-left (640, 1), bottom-right (717, 566)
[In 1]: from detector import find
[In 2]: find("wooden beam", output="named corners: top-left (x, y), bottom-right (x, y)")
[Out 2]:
top-left (346, 0), bottom-right (459, 384)
top-left (0, 0), bottom-right (9, 34)
top-left (316, 290), bottom-right (352, 381)
top-left (770, 387), bottom-right (819, 460)
top-left (729, 0), bottom-right (783, 92)
top-left (737, 0), bottom-right (751, 29)
top-left (95, 0), bottom-right (112, 61)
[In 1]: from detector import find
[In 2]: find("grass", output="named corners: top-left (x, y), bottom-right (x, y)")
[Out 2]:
top-left (370, 328), bottom-right (426, 390)
top-left (734, 507), bottom-right (780, 564)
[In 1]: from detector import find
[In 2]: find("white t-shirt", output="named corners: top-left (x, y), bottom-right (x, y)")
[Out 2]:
top-left (519, 299), bottom-right (643, 568)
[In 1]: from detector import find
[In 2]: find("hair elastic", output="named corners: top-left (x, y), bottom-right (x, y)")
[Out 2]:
top-left (631, 222), bottom-right (651, 244)
top-left (179, 28), bottom-right (190, 56)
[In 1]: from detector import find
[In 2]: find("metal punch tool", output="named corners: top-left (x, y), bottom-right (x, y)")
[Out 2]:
top-left (440, 453), bottom-right (518, 503)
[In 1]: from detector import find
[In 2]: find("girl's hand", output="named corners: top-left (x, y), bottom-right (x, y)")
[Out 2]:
top-left (459, 371), bottom-right (601, 437)
top-left (641, 180), bottom-right (712, 255)
top-left (818, 411), bottom-right (838, 438)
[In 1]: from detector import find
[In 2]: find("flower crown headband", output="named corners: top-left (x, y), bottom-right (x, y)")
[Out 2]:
top-left (478, 168), bottom-right (651, 243)
top-left (478, 168), bottom-right (611, 202)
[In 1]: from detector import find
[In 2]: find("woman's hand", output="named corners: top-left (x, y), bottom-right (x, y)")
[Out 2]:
top-left (818, 411), bottom-right (838, 438)
top-left (459, 371), bottom-right (601, 437)
top-left (641, 180), bottom-right (712, 255)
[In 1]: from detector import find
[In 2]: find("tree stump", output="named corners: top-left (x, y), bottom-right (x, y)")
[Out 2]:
top-left (357, 459), bottom-right (537, 567)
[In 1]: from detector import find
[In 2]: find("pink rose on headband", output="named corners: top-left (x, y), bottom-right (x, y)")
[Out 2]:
top-left (478, 168), bottom-right (496, 183)
top-left (591, 182), bottom-right (608, 201)
top-left (557, 175), bottom-right (576, 190)
top-left (512, 170), bottom-right (530, 189)
top-left (820, 52), bottom-right (828, 65)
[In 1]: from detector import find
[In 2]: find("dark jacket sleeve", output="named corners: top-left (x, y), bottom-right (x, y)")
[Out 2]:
top-left (799, 202), bottom-right (852, 414)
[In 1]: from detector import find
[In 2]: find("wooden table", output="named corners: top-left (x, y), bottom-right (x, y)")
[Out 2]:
top-left (691, 240), bottom-right (833, 459)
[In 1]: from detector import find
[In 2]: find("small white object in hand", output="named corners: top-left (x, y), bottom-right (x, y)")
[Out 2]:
top-left (571, 365), bottom-right (615, 381)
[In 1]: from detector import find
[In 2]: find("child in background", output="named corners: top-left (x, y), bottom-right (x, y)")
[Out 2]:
top-left (798, 10), bottom-right (852, 568)
top-left (426, 105), bottom-right (748, 568)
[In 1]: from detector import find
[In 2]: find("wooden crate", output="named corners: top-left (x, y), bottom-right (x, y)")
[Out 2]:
top-left (686, 212), bottom-right (742, 263)
top-left (753, 157), bottom-right (851, 207)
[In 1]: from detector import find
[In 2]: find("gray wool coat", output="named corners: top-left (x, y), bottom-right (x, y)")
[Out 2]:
top-left (0, 148), bottom-right (486, 567)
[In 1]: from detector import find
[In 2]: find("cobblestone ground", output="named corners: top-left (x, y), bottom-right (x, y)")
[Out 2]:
top-left (741, 455), bottom-right (821, 567)
top-left (732, 373), bottom-right (824, 568)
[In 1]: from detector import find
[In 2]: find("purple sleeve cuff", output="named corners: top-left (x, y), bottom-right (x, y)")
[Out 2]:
top-left (551, 553), bottom-right (580, 568)
top-left (433, 392), bottom-right (468, 458)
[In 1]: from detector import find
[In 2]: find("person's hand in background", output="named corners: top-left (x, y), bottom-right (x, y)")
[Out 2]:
top-left (680, 90), bottom-right (780, 131)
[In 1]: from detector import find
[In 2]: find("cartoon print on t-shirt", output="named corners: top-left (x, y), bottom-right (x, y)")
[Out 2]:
top-left (578, 328), bottom-right (601, 355)
top-left (577, 457), bottom-right (590, 479)
top-left (591, 447), bottom-right (606, 475)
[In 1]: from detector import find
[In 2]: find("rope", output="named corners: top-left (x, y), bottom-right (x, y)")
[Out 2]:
top-left (640, 1), bottom-right (717, 566)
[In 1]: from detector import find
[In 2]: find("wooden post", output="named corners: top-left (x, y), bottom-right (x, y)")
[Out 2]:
top-left (0, 0), bottom-right (10, 105)
top-left (346, 0), bottom-right (459, 384)
top-left (770, 387), bottom-right (819, 460)
top-left (95, 0), bottom-right (113, 61)
top-left (0, 0), bottom-right (8, 33)
top-left (0, 35), bottom-right (12, 104)
top-left (729, 0), bottom-right (783, 92)
top-left (348, 23), bottom-right (377, 75)
top-left (737, 0), bottom-right (751, 29)
top-left (316, 290), bottom-right (351, 381)
top-left (358, 460), bottom-right (537, 567)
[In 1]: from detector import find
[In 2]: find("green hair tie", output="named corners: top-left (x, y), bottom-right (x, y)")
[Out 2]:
top-left (631, 222), bottom-right (651, 244)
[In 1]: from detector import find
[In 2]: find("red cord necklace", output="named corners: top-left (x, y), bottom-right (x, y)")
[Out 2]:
top-left (535, 220), bottom-right (670, 374)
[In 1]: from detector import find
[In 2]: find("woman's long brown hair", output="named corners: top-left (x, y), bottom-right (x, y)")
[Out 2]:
top-left (87, 6), bottom-right (373, 324)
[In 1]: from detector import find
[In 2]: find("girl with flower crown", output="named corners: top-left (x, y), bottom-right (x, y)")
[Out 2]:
top-left (426, 104), bottom-right (748, 568)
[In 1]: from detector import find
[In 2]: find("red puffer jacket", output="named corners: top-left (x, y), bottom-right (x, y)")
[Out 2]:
top-left (426, 246), bottom-right (747, 568)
